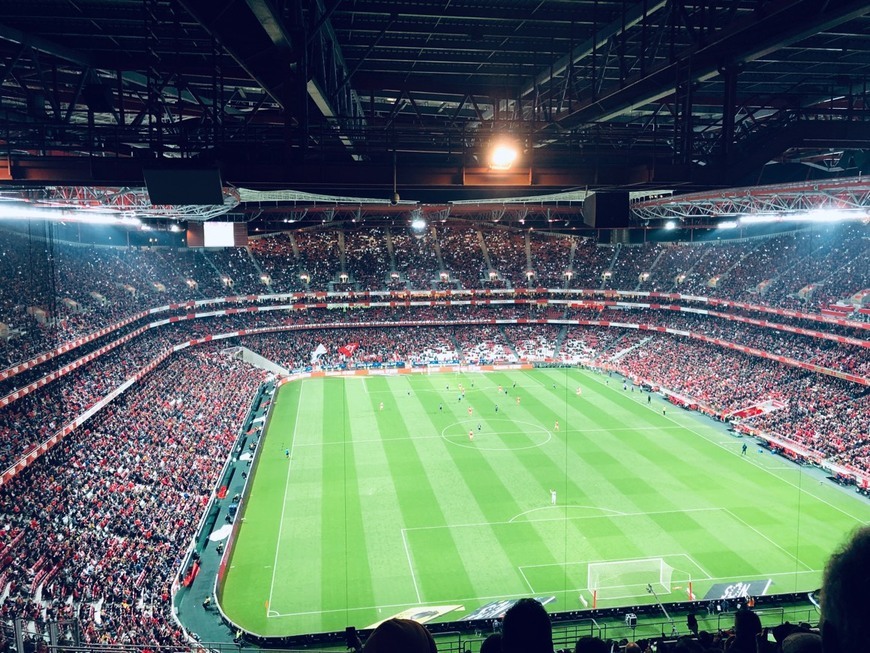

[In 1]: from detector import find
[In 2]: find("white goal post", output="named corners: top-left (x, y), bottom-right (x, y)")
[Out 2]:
top-left (587, 558), bottom-right (675, 597)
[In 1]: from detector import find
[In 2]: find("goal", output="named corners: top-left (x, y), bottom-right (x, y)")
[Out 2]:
top-left (587, 558), bottom-right (674, 598)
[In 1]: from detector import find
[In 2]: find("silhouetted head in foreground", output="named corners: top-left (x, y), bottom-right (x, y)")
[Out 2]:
top-left (502, 598), bottom-right (554, 653)
top-left (821, 525), bottom-right (870, 653)
top-left (362, 618), bottom-right (437, 653)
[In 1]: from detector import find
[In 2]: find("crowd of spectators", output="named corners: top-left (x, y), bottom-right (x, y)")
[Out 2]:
top-left (292, 230), bottom-right (341, 288)
top-left (237, 325), bottom-right (462, 368)
top-left (451, 326), bottom-right (515, 363)
top-left (202, 247), bottom-right (266, 293)
top-left (390, 229), bottom-right (442, 289)
top-left (600, 332), bottom-right (870, 473)
top-left (528, 236), bottom-right (574, 287)
top-left (0, 346), bottom-right (264, 646)
top-left (436, 226), bottom-right (486, 288)
top-left (507, 325), bottom-right (561, 361)
top-left (345, 228), bottom-right (392, 290)
top-left (150, 249), bottom-right (226, 299)
top-left (568, 240), bottom-right (617, 289)
top-left (245, 233), bottom-right (306, 292)
top-left (233, 323), bottom-right (567, 368)
top-left (749, 378), bottom-right (869, 470)
top-left (0, 328), bottom-right (180, 472)
top-left (560, 326), bottom-right (628, 363)
top-left (2, 222), bottom-right (867, 371)
top-left (481, 228), bottom-right (529, 286)
top-left (610, 333), bottom-right (818, 413)
top-left (564, 308), bottom-right (870, 378)
top-left (0, 221), bottom-right (868, 650)
top-left (605, 243), bottom-right (661, 290)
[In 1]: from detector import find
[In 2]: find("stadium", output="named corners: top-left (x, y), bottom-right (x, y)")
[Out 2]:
top-left (0, 2), bottom-right (869, 653)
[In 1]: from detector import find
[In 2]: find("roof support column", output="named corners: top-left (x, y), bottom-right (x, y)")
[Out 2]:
top-left (720, 64), bottom-right (740, 159)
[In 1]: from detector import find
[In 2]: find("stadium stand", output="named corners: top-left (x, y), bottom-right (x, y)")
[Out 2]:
top-left (0, 347), bottom-right (264, 645)
top-left (3, 223), bottom-right (869, 369)
top-left (0, 221), bottom-right (868, 649)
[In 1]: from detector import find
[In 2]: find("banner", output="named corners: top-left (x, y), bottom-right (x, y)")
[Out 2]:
top-left (310, 343), bottom-right (327, 364)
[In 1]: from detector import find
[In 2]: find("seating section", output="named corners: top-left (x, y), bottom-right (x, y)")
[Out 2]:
top-left (0, 221), bottom-right (868, 646)
top-left (0, 347), bottom-right (264, 645)
top-left (2, 223), bottom-right (868, 368)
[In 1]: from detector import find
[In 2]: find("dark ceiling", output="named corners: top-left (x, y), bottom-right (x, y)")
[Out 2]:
top-left (1, 0), bottom-right (870, 203)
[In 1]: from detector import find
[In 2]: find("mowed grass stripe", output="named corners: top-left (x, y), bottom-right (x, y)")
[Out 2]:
top-left (577, 369), bottom-right (862, 574)
top-left (319, 379), bottom-right (377, 622)
top-left (385, 375), bottom-right (524, 603)
top-left (366, 376), bottom-right (477, 604)
top-left (274, 381), bottom-right (326, 620)
top-left (411, 375), bottom-right (562, 600)
top-left (219, 382), bottom-right (305, 634)
top-left (221, 370), bottom-right (870, 636)
top-left (418, 372), bottom-right (675, 599)
top-left (346, 380), bottom-right (421, 610)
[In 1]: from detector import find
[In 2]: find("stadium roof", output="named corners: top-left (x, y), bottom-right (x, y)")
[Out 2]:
top-left (1, 0), bottom-right (870, 224)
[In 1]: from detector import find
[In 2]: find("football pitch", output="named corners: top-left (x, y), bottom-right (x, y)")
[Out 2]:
top-left (218, 369), bottom-right (870, 637)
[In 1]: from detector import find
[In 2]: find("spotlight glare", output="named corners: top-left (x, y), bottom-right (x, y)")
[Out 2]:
top-left (739, 208), bottom-right (864, 225)
top-left (411, 217), bottom-right (427, 231)
top-left (664, 220), bottom-right (677, 230)
top-left (718, 220), bottom-right (739, 229)
top-left (490, 143), bottom-right (519, 170)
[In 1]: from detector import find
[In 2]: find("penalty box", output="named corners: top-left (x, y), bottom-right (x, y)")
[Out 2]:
top-left (520, 553), bottom-right (710, 602)
top-left (402, 507), bottom-right (804, 604)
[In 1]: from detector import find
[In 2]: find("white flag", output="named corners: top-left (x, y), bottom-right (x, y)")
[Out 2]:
top-left (311, 343), bottom-right (327, 364)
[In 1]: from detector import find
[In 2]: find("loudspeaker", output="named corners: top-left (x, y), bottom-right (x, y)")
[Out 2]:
top-left (144, 165), bottom-right (224, 205)
top-left (582, 191), bottom-right (630, 229)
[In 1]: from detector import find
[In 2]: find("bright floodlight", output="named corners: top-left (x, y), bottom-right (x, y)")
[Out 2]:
top-left (718, 220), bottom-right (739, 229)
top-left (664, 220), bottom-right (677, 230)
top-left (490, 142), bottom-right (519, 170)
top-left (739, 209), bottom-right (861, 225)
top-left (411, 217), bottom-right (427, 231)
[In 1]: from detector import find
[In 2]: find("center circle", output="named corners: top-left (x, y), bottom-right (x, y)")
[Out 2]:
top-left (441, 418), bottom-right (552, 451)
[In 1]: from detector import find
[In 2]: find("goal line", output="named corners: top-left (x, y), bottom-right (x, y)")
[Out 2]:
top-left (586, 556), bottom-right (699, 607)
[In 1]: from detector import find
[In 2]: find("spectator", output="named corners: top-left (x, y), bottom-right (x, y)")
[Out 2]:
top-left (480, 633), bottom-right (502, 653)
top-left (574, 635), bottom-right (608, 653)
top-left (502, 598), bottom-right (554, 653)
top-left (820, 526), bottom-right (870, 653)
top-left (725, 609), bottom-right (762, 653)
top-left (362, 618), bottom-right (437, 653)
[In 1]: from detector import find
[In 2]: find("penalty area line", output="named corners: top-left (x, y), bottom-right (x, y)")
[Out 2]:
top-left (401, 528), bottom-right (423, 604)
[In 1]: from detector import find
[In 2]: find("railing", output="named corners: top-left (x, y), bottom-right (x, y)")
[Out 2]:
top-left (2, 605), bottom-right (818, 653)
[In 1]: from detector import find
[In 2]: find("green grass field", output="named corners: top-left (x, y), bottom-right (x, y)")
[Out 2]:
top-left (218, 369), bottom-right (870, 637)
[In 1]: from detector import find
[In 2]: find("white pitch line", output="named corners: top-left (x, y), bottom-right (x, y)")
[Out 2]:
top-left (508, 505), bottom-right (629, 522)
top-left (267, 383), bottom-right (304, 613)
top-left (403, 507), bottom-right (723, 531)
top-left (520, 552), bottom-right (704, 571)
top-left (401, 528), bottom-right (423, 604)
top-left (722, 508), bottom-right (814, 572)
top-left (518, 566), bottom-right (535, 593)
top-left (264, 567), bottom-right (824, 618)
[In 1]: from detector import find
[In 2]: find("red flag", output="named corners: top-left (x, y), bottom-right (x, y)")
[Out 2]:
top-left (338, 342), bottom-right (359, 357)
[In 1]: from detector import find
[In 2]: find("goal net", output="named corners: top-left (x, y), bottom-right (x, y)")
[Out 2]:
top-left (587, 558), bottom-right (674, 598)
